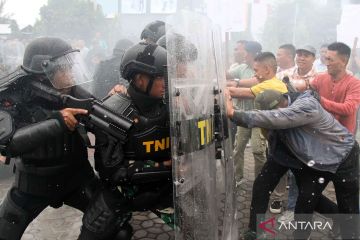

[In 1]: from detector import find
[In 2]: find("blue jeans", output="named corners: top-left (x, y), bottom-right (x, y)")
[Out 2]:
top-left (287, 171), bottom-right (298, 211)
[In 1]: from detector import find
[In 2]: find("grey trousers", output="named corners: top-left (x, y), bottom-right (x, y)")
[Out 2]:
top-left (233, 126), bottom-right (266, 181)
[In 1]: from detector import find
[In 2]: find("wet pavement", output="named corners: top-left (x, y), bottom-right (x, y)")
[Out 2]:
top-left (0, 147), bottom-right (337, 240)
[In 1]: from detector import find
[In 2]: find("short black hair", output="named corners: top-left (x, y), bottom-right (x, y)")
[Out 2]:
top-left (328, 42), bottom-right (351, 62)
top-left (254, 52), bottom-right (277, 72)
top-left (237, 40), bottom-right (248, 45)
top-left (279, 44), bottom-right (296, 59)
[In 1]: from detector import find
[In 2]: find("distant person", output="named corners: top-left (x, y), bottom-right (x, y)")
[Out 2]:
top-left (85, 44), bottom-right (106, 75)
top-left (277, 45), bottom-right (318, 92)
top-left (226, 41), bottom-right (266, 187)
top-left (226, 40), bottom-right (248, 144)
top-left (314, 43), bottom-right (328, 73)
top-left (92, 39), bottom-right (133, 99)
top-left (276, 44), bottom-right (296, 73)
top-left (226, 40), bottom-right (247, 79)
top-left (73, 39), bottom-right (90, 60)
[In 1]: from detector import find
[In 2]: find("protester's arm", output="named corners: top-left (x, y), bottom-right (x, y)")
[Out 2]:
top-left (227, 77), bottom-right (259, 88)
top-left (229, 97), bottom-right (320, 129)
top-left (320, 81), bottom-right (360, 117)
top-left (226, 79), bottom-right (238, 87)
top-left (227, 87), bottom-right (255, 99)
top-left (236, 77), bottom-right (259, 87)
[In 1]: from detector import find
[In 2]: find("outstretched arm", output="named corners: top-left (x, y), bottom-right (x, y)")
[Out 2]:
top-left (320, 82), bottom-right (360, 117)
top-left (227, 87), bottom-right (255, 99)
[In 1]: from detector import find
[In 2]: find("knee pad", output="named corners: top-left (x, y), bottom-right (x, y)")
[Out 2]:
top-left (0, 190), bottom-right (31, 240)
top-left (114, 222), bottom-right (133, 240)
top-left (82, 189), bottom-right (131, 239)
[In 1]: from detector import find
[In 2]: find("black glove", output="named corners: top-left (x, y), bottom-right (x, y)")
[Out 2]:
top-left (310, 90), bottom-right (321, 102)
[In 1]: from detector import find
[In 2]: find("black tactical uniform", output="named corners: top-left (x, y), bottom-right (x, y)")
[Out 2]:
top-left (92, 39), bottom-right (133, 99)
top-left (79, 43), bottom-right (172, 240)
top-left (0, 37), bottom-right (99, 240)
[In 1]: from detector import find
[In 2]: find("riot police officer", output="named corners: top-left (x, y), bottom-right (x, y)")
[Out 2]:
top-left (0, 37), bottom-right (99, 240)
top-left (79, 42), bottom-right (172, 240)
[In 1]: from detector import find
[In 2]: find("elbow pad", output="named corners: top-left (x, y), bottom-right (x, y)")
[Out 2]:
top-left (8, 119), bottom-right (64, 156)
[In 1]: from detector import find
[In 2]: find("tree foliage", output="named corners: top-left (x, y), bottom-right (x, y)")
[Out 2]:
top-left (261, 0), bottom-right (342, 51)
top-left (34, 0), bottom-right (106, 40)
top-left (0, 0), bottom-right (20, 34)
top-left (0, 0), bottom-right (11, 21)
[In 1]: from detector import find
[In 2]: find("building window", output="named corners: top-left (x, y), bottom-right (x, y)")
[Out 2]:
top-left (121, 0), bottom-right (147, 14)
top-left (150, 0), bottom-right (177, 14)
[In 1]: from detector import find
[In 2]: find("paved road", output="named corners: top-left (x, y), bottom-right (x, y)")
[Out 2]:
top-left (0, 147), bottom-right (337, 239)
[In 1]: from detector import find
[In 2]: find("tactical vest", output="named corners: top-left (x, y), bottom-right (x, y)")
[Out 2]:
top-left (103, 93), bottom-right (171, 163)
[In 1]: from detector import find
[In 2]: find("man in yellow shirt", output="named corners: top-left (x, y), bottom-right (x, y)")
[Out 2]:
top-left (227, 51), bottom-right (287, 102)
top-left (227, 52), bottom-right (288, 214)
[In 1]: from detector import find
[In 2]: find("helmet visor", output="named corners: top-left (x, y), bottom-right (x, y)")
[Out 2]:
top-left (42, 51), bottom-right (92, 89)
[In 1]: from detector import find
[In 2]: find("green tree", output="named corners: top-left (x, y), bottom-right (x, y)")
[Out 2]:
top-left (0, 0), bottom-right (20, 35)
top-left (34, 0), bottom-right (106, 40)
top-left (261, 0), bottom-right (342, 51)
top-left (0, 0), bottom-right (10, 22)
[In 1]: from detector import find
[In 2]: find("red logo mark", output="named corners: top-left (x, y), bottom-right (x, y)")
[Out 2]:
top-left (258, 217), bottom-right (276, 237)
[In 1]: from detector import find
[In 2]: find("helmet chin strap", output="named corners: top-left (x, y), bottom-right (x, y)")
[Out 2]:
top-left (145, 76), bottom-right (155, 95)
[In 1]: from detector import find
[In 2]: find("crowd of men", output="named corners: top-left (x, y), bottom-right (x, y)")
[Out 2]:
top-left (0, 17), bottom-right (359, 240)
top-left (226, 40), bottom-right (360, 239)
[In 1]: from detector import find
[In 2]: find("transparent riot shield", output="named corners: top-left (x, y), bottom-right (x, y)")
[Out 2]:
top-left (166, 11), bottom-right (237, 240)
top-left (211, 26), bottom-right (238, 240)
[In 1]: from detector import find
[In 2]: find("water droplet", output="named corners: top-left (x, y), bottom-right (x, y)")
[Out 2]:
top-left (268, 191), bottom-right (272, 195)
top-left (274, 113), bottom-right (279, 117)
top-left (318, 178), bottom-right (325, 184)
top-left (342, 179), bottom-right (346, 182)
top-left (326, 147), bottom-right (330, 151)
top-left (307, 160), bottom-right (315, 167)
top-left (311, 193), bottom-right (314, 196)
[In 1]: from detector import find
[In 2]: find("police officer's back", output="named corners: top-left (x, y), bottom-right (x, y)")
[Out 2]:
top-left (92, 39), bottom-right (133, 99)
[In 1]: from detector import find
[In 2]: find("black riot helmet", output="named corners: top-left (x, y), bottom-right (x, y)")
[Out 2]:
top-left (140, 20), bottom-right (166, 43)
top-left (21, 37), bottom-right (92, 89)
top-left (156, 32), bottom-right (198, 62)
top-left (22, 37), bottom-right (74, 74)
top-left (121, 42), bottom-right (167, 94)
